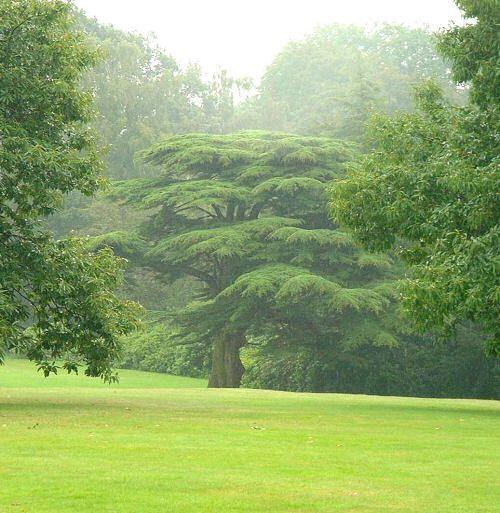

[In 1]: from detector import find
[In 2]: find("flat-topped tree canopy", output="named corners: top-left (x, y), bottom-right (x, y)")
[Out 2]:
top-left (112, 131), bottom-right (353, 230)
top-left (107, 131), bottom-right (399, 387)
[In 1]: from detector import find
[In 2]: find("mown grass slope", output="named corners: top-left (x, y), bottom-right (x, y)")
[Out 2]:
top-left (1, 359), bottom-right (498, 512)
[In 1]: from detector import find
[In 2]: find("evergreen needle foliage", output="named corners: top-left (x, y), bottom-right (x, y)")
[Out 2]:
top-left (107, 131), bottom-right (400, 387)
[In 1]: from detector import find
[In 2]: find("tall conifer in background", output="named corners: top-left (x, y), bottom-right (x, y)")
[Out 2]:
top-left (104, 132), bottom-right (399, 387)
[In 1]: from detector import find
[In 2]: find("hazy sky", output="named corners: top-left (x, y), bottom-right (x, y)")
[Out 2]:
top-left (74, 0), bottom-right (463, 79)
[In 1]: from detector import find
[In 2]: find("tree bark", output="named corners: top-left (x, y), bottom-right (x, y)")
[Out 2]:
top-left (208, 330), bottom-right (245, 388)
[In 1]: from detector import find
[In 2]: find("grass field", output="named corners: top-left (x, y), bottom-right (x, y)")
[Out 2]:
top-left (0, 359), bottom-right (498, 513)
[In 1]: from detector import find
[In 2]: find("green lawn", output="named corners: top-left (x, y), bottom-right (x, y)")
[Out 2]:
top-left (1, 359), bottom-right (498, 513)
top-left (0, 358), bottom-right (205, 389)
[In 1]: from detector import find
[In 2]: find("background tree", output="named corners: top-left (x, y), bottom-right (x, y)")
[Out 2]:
top-left (235, 24), bottom-right (462, 142)
top-left (48, 11), bottom-right (250, 231)
top-left (331, 0), bottom-right (499, 356)
top-left (104, 132), bottom-right (400, 387)
top-left (79, 13), bottom-right (250, 180)
top-left (0, 0), bottom-right (138, 380)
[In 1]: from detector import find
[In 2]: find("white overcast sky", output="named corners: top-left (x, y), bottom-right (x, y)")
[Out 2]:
top-left (74, 0), bottom-right (463, 79)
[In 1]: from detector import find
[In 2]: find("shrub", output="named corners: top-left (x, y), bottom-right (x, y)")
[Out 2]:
top-left (120, 324), bottom-right (209, 378)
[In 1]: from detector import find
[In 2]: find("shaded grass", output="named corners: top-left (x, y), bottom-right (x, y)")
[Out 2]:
top-left (0, 359), bottom-right (498, 512)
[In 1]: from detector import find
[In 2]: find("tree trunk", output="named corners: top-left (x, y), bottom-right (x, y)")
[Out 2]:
top-left (208, 330), bottom-right (245, 388)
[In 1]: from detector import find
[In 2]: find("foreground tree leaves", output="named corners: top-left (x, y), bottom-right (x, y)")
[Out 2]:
top-left (0, 0), bottom-right (139, 380)
top-left (331, 0), bottom-right (499, 356)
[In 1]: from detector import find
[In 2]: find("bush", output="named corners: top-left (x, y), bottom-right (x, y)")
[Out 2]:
top-left (242, 346), bottom-right (328, 392)
top-left (120, 324), bottom-right (209, 378)
top-left (242, 334), bottom-right (499, 399)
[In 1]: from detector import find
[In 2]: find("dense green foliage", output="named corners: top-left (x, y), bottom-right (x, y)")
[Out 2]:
top-left (0, 0), bottom-right (138, 380)
top-left (120, 323), bottom-right (209, 377)
top-left (119, 318), bottom-right (498, 399)
top-left (12, 0), bottom-right (495, 395)
top-left (106, 131), bottom-right (403, 387)
top-left (331, 1), bottom-right (499, 356)
top-left (237, 24), bottom-right (461, 141)
top-left (242, 330), bottom-right (498, 399)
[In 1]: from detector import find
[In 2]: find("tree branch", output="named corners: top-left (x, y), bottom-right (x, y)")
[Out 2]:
top-left (212, 204), bottom-right (226, 220)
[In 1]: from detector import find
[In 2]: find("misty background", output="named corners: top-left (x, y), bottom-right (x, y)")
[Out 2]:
top-left (75, 0), bottom-right (463, 78)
